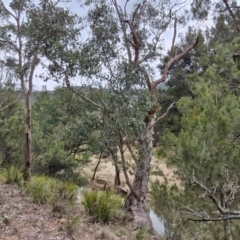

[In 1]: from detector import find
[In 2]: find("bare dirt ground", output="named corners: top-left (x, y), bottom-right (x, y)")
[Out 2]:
top-left (0, 153), bottom-right (177, 240)
top-left (0, 182), bottom-right (158, 240)
top-left (0, 181), bottom-right (101, 240)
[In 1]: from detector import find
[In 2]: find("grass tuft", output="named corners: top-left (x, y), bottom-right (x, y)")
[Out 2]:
top-left (135, 228), bottom-right (148, 240)
top-left (26, 175), bottom-right (78, 206)
top-left (26, 176), bottom-right (56, 204)
top-left (65, 215), bottom-right (81, 236)
top-left (1, 166), bottom-right (24, 186)
top-left (82, 189), bottom-right (123, 224)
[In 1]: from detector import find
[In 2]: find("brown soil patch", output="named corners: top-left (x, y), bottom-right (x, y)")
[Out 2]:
top-left (0, 182), bottom-right (160, 240)
top-left (0, 182), bottom-right (100, 240)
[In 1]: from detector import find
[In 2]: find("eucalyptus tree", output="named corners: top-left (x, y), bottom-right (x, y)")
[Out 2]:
top-left (0, 0), bottom-right (80, 179)
top-left (45, 0), bottom-right (198, 228)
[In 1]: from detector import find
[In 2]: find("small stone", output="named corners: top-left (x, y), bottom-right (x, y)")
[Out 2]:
top-left (58, 218), bottom-right (66, 224)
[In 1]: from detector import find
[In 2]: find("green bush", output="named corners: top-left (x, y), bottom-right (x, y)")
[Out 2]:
top-left (1, 165), bottom-right (24, 186)
top-left (82, 190), bottom-right (123, 224)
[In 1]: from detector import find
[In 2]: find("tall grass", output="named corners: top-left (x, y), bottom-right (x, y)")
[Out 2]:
top-left (26, 176), bottom-right (56, 204)
top-left (82, 190), bottom-right (123, 224)
top-left (26, 175), bottom-right (78, 206)
top-left (0, 165), bottom-right (24, 186)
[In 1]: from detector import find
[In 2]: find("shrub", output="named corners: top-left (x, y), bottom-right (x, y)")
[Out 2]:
top-left (82, 190), bottom-right (123, 224)
top-left (1, 165), bottom-right (24, 186)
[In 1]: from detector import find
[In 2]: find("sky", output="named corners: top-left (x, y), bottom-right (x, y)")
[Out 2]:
top-left (1, 0), bottom-right (210, 91)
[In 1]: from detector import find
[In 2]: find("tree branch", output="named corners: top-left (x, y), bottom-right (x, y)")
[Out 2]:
top-left (0, 39), bottom-right (19, 52)
top-left (188, 215), bottom-right (240, 221)
top-left (153, 37), bottom-right (199, 88)
top-left (169, 18), bottom-right (177, 58)
top-left (118, 138), bottom-right (139, 200)
top-left (222, 0), bottom-right (240, 32)
top-left (148, 102), bottom-right (175, 129)
top-left (65, 77), bottom-right (103, 110)
top-left (191, 177), bottom-right (240, 216)
top-left (0, 97), bottom-right (19, 111)
top-left (112, 0), bottom-right (132, 62)
top-left (28, 51), bottom-right (39, 96)
top-left (0, 0), bottom-right (17, 20)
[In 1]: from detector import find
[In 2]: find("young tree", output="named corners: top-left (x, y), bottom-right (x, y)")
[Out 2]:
top-left (0, 0), bottom-right (80, 179)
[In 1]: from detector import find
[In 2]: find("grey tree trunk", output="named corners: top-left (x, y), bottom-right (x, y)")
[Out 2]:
top-left (125, 121), bottom-right (155, 229)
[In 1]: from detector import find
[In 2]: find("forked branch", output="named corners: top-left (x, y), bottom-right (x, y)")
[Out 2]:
top-left (153, 37), bottom-right (199, 88)
top-left (148, 102), bottom-right (175, 129)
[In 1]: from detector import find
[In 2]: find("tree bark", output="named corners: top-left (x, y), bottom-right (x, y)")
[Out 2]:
top-left (23, 94), bottom-right (32, 180)
top-left (91, 150), bottom-right (103, 181)
top-left (114, 166), bottom-right (121, 186)
top-left (125, 120), bottom-right (155, 229)
top-left (104, 141), bottom-right (121, 186)
top-left (110, 149), bottom-right (121, 186)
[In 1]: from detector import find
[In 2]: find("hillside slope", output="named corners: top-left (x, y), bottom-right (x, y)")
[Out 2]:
top-left (0, 182), bottom-right (98, 240)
